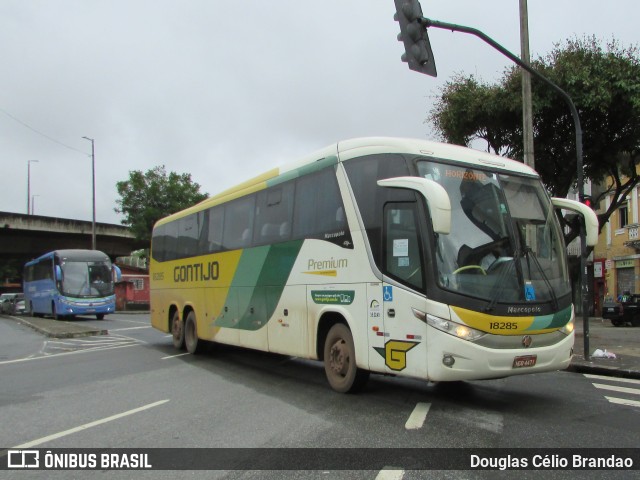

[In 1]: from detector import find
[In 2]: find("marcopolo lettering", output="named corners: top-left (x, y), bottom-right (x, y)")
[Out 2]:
top-left (174, 261), bottom-right (219, 283)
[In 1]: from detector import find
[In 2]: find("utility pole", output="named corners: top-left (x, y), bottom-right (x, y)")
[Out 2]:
top-left (520, 0), bottom-right (535, 169)
top-left (27, 159), bottom-right (39, 215)
top-left (82, 136), bottom-right (97, 250)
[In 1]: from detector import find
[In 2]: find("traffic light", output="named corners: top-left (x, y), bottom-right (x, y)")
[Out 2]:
top-left (582, 195), bottom-right (592, 209)
top-left (393, 0), bottom-right (437, 77)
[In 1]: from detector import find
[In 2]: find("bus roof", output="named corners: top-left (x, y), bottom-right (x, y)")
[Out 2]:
top-left (25, 249), bottom-right (111, 266)
top-left (155, 137), bottom-right (538, 227)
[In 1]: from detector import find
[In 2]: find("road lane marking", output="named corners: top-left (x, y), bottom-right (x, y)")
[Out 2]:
top-left (110, 326), bottom-right (152, 332)
top-left (161, 353), bottom-right (190, 360)
top-left (605, 396), bottom-right (640, 408)
top-left (0, 343), bottom-right (139, 365)
top-left (8, 399), bottom-right (170, 449)
top-left (584, 374), bottom-right (640, 385)
top-left (405, 402), bottom-right (431, 430)
top-left (375, 469), bottom-right (404, 480)
top-left (593, 383), bottom-right (640, 395)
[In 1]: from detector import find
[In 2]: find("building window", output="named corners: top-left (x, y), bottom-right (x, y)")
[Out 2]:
top-left (131, 278), bottom-right (144, 290)
top-left (620, 204), bottom-right (629, 229)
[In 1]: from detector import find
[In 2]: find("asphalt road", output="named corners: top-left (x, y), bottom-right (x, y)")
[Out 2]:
top-left (1, 313), bottom-right (639, 479)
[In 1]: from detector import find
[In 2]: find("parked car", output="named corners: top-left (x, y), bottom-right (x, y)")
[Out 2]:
top-left (0, 293), bottom-right (19, 314)
top-left (11, 294), bottom-right (26, 315)
top-left (0, 293), bottom-right (26, 315)
top-left (602, 294), bottom-right (640, 327)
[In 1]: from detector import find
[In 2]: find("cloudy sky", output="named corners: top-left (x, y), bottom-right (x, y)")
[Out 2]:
top-left (1, 0), bottom-right (638, 225)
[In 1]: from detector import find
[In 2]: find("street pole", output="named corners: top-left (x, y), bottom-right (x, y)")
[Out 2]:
top-left (31, 195), bottom-right (39, 215)
top-left (421, 16), bottom-right (591, 359)
top-left (27, 159), bottom-right (39, 215)
top-left (519, 0), bottom-right (535, 169)
top-left (82, 136), bottom-right (97, 250)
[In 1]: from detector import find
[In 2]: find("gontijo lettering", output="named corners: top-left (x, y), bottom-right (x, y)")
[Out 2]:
top-left (174, 261), bottom-right (219, 282)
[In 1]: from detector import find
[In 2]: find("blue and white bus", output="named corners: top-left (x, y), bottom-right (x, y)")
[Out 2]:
top-left (24, 249), bottom-right (121, 320)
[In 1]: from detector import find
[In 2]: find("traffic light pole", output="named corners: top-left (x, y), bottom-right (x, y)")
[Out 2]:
top-left (421, 17), bottom-right (591, 360)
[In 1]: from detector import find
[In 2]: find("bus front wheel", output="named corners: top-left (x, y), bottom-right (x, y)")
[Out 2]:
top-left (323, 323), bottom-right (369, 393)
top-left (52, 304), bottom-right (62, 320)
top-left (184, 311), bottom-right (203, 354)
top-left (96, 314), bottom-right (105, 320)
top-left (171, 310), bottom-right (185, 350)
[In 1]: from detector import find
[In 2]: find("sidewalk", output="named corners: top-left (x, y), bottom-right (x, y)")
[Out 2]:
top-left (4, 313), bottom-right (640, 379)
top-left (568, 317), bottom-right (640, 379)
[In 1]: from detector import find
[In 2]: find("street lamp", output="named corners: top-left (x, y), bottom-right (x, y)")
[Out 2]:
top-left (31, 194), bottom-right (40, 215)
top-left (82, 136), bottom-right (96, 250)
top-left (27, 159), bottom-right (39, 215)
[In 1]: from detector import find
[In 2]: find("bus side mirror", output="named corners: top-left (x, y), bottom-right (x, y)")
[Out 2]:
top-left (112, 265), bottom-right (122, 282)
top-left (55, 265), bottom-right (63, 281)
top-left (377, 176), bottom-right (451, 234)
top-left (551, 197), bottom-right (599, 247)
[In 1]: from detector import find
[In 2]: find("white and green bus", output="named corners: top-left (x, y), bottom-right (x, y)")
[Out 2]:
top-left (150, 137), bottom-right (598, 393)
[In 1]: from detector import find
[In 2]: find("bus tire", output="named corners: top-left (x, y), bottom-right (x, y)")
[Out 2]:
top-left (171, 310), bottom-right (185, 350)
top-left (96, 314), bottom-right (105, 320)
top-left (52, 303), bottom-right (62, 320)
top-left (184, 311), bottom-right (203, 354)
top-left (323, 323), bottom-right (369, 393)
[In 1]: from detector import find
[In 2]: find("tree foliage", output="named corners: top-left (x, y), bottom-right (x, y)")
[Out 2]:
top-left (115, 166), bottom-right (208, 243)
top-left (429, 37), bottom-right (640, 242)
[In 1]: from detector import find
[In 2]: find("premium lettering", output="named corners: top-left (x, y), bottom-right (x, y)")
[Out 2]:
top-left (307, 257), bottom-right (348, 271)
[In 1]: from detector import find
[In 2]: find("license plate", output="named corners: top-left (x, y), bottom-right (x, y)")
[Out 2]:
top-left (513, 355), bottom-right (537, 368)
top-left (607, 308), bottom-right (615, 312)
top-left (86, 309), bottom-right (96, 313)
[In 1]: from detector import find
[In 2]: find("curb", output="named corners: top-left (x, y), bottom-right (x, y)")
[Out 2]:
top-left (567, 362), bottom-right (640, 380)
top-left (9, 315), bottom-right (108, 339)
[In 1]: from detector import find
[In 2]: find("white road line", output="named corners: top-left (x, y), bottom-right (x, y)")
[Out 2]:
top-left (605, 396), bottom-right (640, 408)
top-left (593, 383), bottom-right (640, 396)
top-left (10, 399), bottom-right (170, 449)
top-left (405, 402), bottom-right (431, 430)
top-left (161, 353), bottom-right (190, 360)
top-left (584, 374), bottom-right (640, 385)
top-left (110, 326), bottom-right (151, 332)
top-left (0, 343), bottom-right (139, 366)
top-left (375, 469), bottom-right (405, 480)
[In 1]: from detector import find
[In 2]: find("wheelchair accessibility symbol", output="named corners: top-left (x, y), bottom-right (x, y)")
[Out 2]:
top-left (383, 286), bottom-right (393, 302)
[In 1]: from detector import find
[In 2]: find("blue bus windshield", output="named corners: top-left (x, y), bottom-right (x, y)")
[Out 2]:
top-left (60, 261), bottom-right (114, 297)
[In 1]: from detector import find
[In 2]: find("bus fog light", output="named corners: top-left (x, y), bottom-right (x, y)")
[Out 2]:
top-left (443, 355), bottom-right (455, 367)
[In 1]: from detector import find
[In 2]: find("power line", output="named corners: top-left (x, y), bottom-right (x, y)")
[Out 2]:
top-left (0, 106), bottom-right (88, 155)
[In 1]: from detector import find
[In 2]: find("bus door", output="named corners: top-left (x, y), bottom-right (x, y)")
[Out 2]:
top-left (380, 202), bottom-right (429, 378)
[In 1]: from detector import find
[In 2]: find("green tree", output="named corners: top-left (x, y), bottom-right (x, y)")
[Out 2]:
top-left (115, 166), bottom-right (208, 243)
top-left (429, 37), bottom-right (640, 243)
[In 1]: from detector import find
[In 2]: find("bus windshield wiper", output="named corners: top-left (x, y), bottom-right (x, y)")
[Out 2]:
top-left (522, 246), bottom-right (558, 310)
top-left (484, 250), bottom-right (518, 312)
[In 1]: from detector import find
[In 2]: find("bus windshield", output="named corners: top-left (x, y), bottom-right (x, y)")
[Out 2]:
top-left (60, 261), bottom-right (114, 297)
top-left (417, 160), bottom-right (570, 304)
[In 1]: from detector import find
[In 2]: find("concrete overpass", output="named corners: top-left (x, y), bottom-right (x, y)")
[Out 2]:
top-left (0, 211), bottom-right (148, 261)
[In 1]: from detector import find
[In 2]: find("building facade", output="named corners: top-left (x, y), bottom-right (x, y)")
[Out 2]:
top-left (593, 180), bottom-right (640, 314)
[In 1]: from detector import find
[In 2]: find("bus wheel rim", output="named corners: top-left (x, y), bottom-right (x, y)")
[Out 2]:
top-left (329, 339), bottom-right (349, 377)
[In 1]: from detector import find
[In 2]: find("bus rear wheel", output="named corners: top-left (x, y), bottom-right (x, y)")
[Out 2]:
top-left (323, 323), bottom-right (369, 393)
top-left (184, 311), bottom-right (203, 354)
top-left (171, 310), bottom-right (185, 349)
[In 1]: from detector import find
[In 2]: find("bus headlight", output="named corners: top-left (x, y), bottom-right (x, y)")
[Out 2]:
top-left (560, 319), bottom-right (575, 335)
top-left (426, 314), bottom-right (486, 342)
